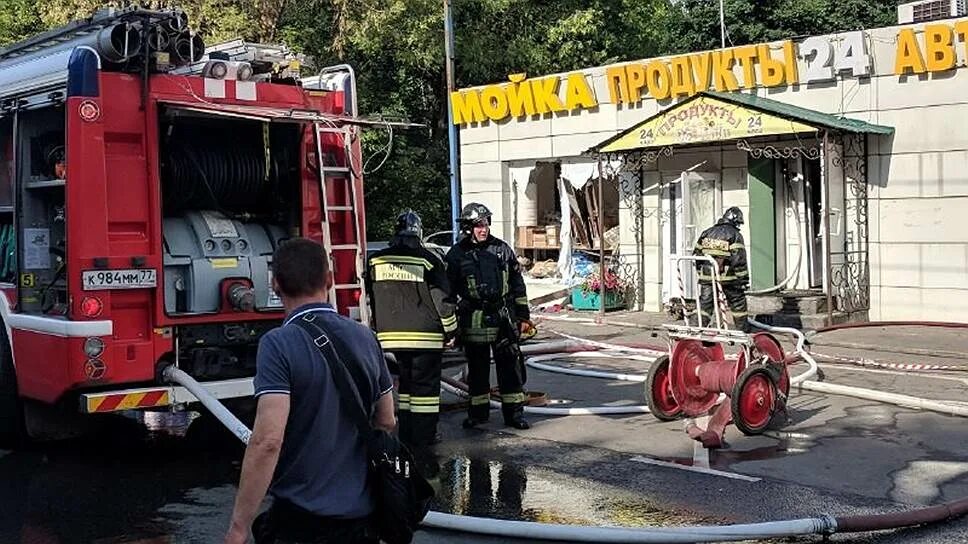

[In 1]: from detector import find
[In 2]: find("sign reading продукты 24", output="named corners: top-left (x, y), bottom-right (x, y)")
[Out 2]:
top-left (450, 22), bottom-right (968, 125)
top-left (628, 96), bottom-right (815, 150)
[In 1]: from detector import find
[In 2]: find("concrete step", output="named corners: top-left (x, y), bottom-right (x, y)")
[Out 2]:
top-left (747, 290), bottom-right (829, 315)
top-left (751, 311), bottom-right (850, 331)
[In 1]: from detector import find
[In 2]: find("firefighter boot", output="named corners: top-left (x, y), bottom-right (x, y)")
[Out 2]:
top-left (462, 417), bottom-right (487, 429)
top-left (462, 394), bottom-right (491, 428)
top-left (462, 388), bottom-right (491, 429)
top-left (502, 402), bottom-right (530, 430)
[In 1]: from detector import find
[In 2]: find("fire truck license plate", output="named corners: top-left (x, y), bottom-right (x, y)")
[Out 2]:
top-left (82, 269), bottom-right (157, 291)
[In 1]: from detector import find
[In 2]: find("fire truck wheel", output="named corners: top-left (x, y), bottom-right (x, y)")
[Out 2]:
top-left (646, 355), bottom-right (682, 421)
top-left (0, 325), bottom-right (26, 448)
top-left (731, 366), bottom-right (778, 436)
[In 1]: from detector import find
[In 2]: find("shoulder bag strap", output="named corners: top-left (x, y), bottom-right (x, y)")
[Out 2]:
top-left (290, 313), bottom-right (372, 438)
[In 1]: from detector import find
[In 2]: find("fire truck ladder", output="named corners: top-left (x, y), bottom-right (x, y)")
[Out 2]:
top-left (315, 123), bottom-right (367, 322)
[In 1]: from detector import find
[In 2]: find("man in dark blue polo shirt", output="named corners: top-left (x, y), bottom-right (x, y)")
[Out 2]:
top-left (226, 238), bottom-right (395, 544)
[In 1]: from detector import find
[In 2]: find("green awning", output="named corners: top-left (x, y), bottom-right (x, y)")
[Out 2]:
top-left (590, 91), bottom-right (893, 154)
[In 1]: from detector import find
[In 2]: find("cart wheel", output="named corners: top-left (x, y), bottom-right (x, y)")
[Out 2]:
top-left (646, 355), bottom-right (681, 421)
top-left (751, 333), bottom-right (789, 397)
top-left (731, 366), bottom-right (778, 436)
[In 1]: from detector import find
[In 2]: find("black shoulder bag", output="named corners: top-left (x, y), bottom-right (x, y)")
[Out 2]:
top-left (291, 313), bottom-right (434, 544)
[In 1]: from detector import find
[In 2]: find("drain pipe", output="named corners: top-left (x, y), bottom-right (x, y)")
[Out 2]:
top-left (799, 381), bottom-right (968, 417)
top-left (162, 366), bottom-right (251, 444)
top-left (546, 329), bottom-right (668, 357)
top-left (520, 340), bottom-right (590, 355)
top-left (835, 497), bottom-right (968, 533)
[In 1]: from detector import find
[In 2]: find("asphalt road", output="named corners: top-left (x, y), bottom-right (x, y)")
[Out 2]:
top-left (3, 335), bottom-right (968, 543)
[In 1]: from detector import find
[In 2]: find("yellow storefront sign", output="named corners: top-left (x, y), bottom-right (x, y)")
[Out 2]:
top-left (451, 19), bottom-right (968, 126)
top-left (450, 41), bottom-right (798, 125)
top-left (895, 22), bottom-right (968, 75)
top-left (451, 72), bottom-right (598, 125)
top-left (599, 95), bottom-right (817, 153)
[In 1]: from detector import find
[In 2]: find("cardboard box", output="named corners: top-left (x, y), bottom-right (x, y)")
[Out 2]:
top-left (532, 232), bottom-right (548, 247)
top-left (516, 226), bottom-right (533, 248)
top-left (546, 225), bottom-right (559, 246)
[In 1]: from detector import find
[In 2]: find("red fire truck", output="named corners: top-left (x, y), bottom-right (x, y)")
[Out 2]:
top-left (0, 8), bottom-right (379, 444)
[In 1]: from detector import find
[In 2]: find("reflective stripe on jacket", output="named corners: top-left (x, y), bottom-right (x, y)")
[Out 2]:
top-left (693, 221), bottom-right (749, 285)
top-left (365, 239), bottom-right (456, 351)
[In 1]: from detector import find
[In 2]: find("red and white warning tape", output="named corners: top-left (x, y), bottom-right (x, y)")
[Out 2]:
top-left (813, 352), bottom-right (968, 372)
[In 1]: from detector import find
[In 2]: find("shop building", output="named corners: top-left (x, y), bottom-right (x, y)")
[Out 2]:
top-left (451, 12), bottom-right (968, 324)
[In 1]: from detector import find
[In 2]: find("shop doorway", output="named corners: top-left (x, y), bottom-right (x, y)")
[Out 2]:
top-left (748, 157), bottom-right (777, 291)
top-left (662, 171), bottom-right (719, 303)
top-left (802, 157), bottom-right (824, 288)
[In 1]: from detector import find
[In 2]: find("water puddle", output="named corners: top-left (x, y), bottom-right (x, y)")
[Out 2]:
top-left (0, 411), bottom-right (240, 544)
top-left (427, 455), bottom-right (721, 527)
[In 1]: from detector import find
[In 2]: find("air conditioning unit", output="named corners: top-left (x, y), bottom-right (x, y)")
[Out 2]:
top-left (898, 0), bottom-right (966, 24)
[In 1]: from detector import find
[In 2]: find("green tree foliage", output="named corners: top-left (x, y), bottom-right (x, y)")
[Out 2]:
top-left (454, 0), bottom-right (671, 85)
top-left (0, 0), bottom-right (42, 44)
top-left (0, 0), bottom-right (900, 239)
top-left (664, 0), bottom-right (899, 53)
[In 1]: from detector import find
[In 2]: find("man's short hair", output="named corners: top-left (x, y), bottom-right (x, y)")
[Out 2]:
top-left (272, 238), bottom-right (330, 298)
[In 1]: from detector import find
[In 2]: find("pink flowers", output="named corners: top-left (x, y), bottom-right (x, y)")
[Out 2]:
top-left (580, 270), bottom-right (625, 294)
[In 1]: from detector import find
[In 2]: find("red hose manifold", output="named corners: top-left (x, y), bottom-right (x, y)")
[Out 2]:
top-left (647, 332), bottom-right (791, 446)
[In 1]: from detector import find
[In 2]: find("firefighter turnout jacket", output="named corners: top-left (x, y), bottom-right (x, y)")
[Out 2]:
top-left (366, 241), bottom-right (457, 350)
top-left (693, 220), bottom-right (749, 285)
top-left (445, 235), bottom-right (529, 344)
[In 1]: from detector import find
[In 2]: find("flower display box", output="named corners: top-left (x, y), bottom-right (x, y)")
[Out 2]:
top-left (570, 286), bottom-right (625, 311)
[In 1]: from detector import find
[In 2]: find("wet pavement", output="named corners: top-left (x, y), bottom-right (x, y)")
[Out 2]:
top-left (3, 320), bottom-right (968, 543)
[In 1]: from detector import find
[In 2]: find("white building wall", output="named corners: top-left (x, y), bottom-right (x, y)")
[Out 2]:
top-left (456, 17), bottom-right (968, 320)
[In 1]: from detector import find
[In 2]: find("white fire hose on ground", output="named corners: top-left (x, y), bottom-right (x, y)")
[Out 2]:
top-left (161, 362), bottom-right (848, 542)
top-left (163, 317), bottom-right (968, 543)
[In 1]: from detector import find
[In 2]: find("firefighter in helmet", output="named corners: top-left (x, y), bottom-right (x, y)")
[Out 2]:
top-left (445, 203), bottom-right (533, 430)
top-left (693, 206), bottom-right (749, 331)
top-left (366, 209), bottom-right (456, 447)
